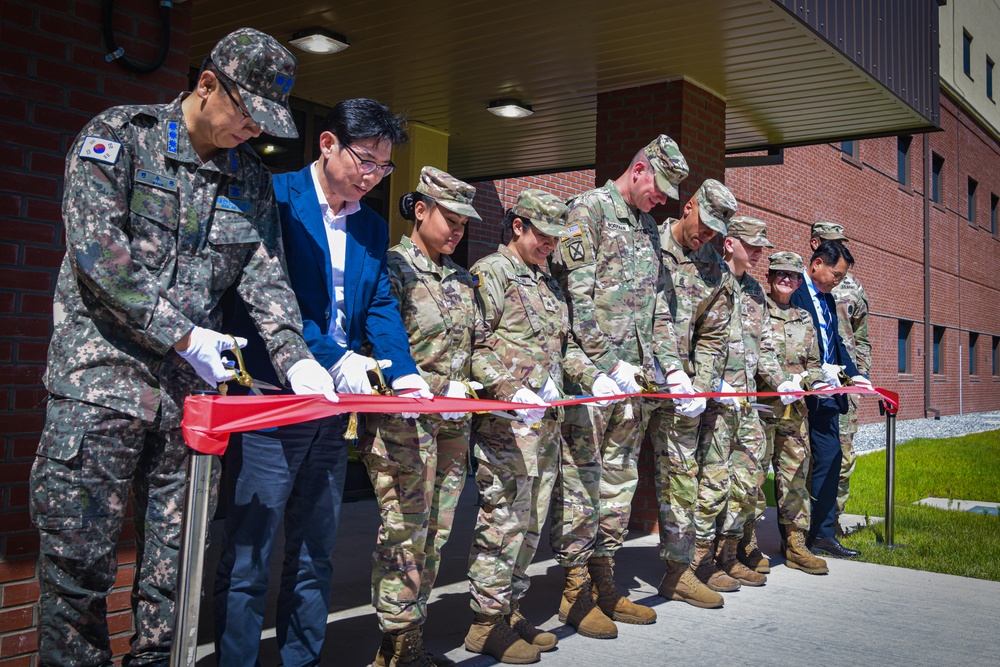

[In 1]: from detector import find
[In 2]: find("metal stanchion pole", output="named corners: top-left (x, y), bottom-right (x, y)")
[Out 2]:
top-left (170, 448), bottom-right (215, 667)
top-left (884, 403), bottom-right (898, 550)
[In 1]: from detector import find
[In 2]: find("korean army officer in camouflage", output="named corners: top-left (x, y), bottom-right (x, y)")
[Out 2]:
top-left (756, 251), bottom-right (830, 575)
top-left (466, 189), bottom-right (620, 661)
top-left (548, 135), bottom-right (689, 638)
top-left (650, 178), bottom-right (737, 610)
top-left (29, 28), bottom-right (338, 667)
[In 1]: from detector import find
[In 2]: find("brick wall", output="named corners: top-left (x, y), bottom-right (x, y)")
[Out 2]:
top-left (1, 1), bottom-right (192, 663)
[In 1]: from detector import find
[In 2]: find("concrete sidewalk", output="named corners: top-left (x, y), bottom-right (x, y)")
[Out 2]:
top-left (195, 481), bottom-right (1000, 667)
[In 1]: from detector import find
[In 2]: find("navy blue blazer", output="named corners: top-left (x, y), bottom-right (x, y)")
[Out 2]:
top-left (226, 163), bottom-right (417, 389)
top-left (791, 279), bottom-right (860, 414)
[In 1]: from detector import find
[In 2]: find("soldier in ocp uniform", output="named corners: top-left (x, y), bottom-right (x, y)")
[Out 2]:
top-left (29, 29), bottom-right (339, 667)
top-left (809, 222), bottom-right (871, 532)
top-left (699, 216), bottom-right (799, 591)
top-left (464, 189), bottom-right (621, 663)
top-left (755, 252), bottom-right (830, 574)
top-left (548, 135), bottom-right (690, 639)
top-left (361, 167), bottom-right (546, 667)
top-left (650, 179), bottom-right (737, 609)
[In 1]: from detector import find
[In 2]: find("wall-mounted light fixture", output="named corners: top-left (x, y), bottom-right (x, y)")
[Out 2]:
top-left (290, 28), bottom-right (350, 54)
top-left (487, 99), bottom-right (534, 118)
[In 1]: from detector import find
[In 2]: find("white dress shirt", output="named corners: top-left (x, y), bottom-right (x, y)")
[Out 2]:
top-left (310, 162), bottom-right (359, 348)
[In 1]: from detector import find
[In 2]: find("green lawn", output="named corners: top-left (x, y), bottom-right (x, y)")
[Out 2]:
top-left (840, 429), bottom-right (1000, 580)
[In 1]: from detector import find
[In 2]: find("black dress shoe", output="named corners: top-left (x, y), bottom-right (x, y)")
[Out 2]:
top-left (811, 536), bottom-right (861, 559)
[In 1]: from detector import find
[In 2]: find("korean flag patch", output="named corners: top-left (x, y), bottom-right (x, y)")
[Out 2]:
top-left (79, 136), bottom-right (122, 165)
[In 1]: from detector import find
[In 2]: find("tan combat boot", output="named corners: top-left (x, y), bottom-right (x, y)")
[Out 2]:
top-left (370, 627), bottom-right (437, 667)
top-left (717, 536), bottom-right (767, 586)
top-left (693, 540), bottom-right (741, 592)
top-left (587, 556), bottom-right (657, 625)
top-left (558, 565), bottom-right (618, 639)
top-left (784, 526), bottom-right (829, 575)
top-left (657, 560), bottom-right (724, 609)
top-left (738, 520), bottom-right (770, 573)
top-left (464, 613), bottom-right (540, 664)
top-left (509, 600), bottom-right (557, 652)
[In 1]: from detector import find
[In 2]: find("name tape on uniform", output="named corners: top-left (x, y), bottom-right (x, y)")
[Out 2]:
top-left (79, 136), bottom-right (122, 165)
top-left (134, 169), bottom-right (178, 192)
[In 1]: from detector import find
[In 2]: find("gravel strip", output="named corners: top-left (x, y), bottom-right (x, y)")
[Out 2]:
top-left (854, 410), bottom-right (1000, 454)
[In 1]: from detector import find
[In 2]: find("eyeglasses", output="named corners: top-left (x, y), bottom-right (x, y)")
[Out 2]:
top-left (343, 143), bottom-right (395, 177)
top-left (216, 75), bottom-right (260, 131)
top-left (772, 270), bottom-right (802, 282)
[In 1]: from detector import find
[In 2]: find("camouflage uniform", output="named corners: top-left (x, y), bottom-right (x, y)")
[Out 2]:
top-left (648, 180), bottom-right (736, 564)
top-left (468, 225), bottom-right (600, 616)
top-left (361, 233), bottom-right (513, 633)
top-left (756, 293), bottom-right (825, 532)
top-left (547, 180), bottom-right (681, 566)
top-left (29, 31), bottom-right (309, 667)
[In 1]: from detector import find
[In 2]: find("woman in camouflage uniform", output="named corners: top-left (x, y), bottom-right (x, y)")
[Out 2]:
top-left (464, 190), bottom-right (621, 663)
top-left (755, 252), bottom-right (830, 575)
top-left (361, 167), bottom-right (546, 667)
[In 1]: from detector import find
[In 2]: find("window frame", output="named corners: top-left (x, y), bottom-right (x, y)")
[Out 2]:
top-left (898, 320), bottom-right (913, 374)
top-left (988, 56), bottom-right (995, 101)
top-left (933, 326), bottom-right (945, 375)
top-left (968, 176), bottom-right (978, 225)
top-left (963, 30), bottom-right (973, 78)
top-left (931, 153), bottom-right (944, 204)
top-left (969, 332), bottom-right (979, 376)
top-left (897, 136), bottom-right (912, 187)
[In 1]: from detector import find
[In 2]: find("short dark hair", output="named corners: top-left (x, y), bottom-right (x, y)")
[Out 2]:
top-left (810, 239), bottom-right (854, 269)
top-left (398, 192), bottom-right (434, 221)
top-left (319, 98), bottom-right (408, 148)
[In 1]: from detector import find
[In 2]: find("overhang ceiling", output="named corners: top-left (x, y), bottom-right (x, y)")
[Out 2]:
top-left (191, 0), bottom-right (939, 180)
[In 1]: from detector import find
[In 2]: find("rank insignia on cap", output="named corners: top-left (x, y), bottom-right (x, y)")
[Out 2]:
top-left (79, 136), bottom-right (122, 164)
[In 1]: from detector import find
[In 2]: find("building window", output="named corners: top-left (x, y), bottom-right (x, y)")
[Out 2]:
top-left (931, 153), bottom-right (944, 204)
top-left (992, 193), bottom-right (999, 234)
top-left (969, 332), bottom-right (979, 375)
top-left (897, 136), bottom-right (911, 186)
top-left (964, 30), bottom-right (973, 78)
top-left (933, 326), bottom-right (945, 374)
top-left (968, 177), bottom-right (978, 224)
top-left (898, 321), bottom-right (912, 373)
top-left (993, 336), bottom-right (1000, 376)
top-left (841, 140), bottom-right (858, 159)
top-left (988, 57), bottom-right (995, 100)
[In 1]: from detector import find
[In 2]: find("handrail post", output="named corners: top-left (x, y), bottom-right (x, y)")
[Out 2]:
top-left (883, 402), bottom-right (898, 549)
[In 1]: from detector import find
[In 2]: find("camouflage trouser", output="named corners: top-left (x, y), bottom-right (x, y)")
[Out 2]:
top-left (837, 395), bottom-right (860, 516)
top-left (759, 411), bottom-right (812, 531)
top-left (648, 402), bottom-right (721, 564)
top-left (361, 414), bottom-right (469, 632)
top-left (29, 397), bottom-right (205, 667)
top-left (550, 396), bottom-right (648, 567)
top-left (468, 418), bottom-right (560, 616)
top-left (691, 402), bottom-right (736, 542)
top-left (717, 405), bottom-right (766, 538)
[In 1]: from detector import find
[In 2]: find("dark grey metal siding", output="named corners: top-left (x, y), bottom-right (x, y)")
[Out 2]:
top-left (772, 0), bottom-right (940, 126)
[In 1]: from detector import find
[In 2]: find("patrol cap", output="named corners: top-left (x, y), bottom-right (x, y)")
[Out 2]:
top-left (416, 166), bottom-right (481, 221)
top-left (768, 251), bottom-right (805, 274)
top-left (727, 215), bottom-right (773, 248)
top-left (511, 189), bottom-right (572, 238)
top-left (643, 134), bottom-right (689, 199)
top-left (210, 28), bottom-right (299, 138)
top-left (695, 179), bottom-right (738, 234)
top-left (810, 221), bottom-right (849, 241)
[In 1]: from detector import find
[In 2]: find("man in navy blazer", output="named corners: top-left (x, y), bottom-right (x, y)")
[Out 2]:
top-left (214, 99), bottom-right (432, 667)
top-left (790, 239), bottom-right (871, 561)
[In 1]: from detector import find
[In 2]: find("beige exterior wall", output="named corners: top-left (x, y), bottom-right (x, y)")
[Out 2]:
top-left (939, 0), bottom-right (1000, 139)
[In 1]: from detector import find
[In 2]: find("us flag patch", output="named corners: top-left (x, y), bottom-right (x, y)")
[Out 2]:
top-left (79, 136), bottom-right (122, 164)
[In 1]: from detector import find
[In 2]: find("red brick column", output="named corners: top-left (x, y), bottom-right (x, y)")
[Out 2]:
top-left (594, 80), bottom-right (727, 534)
top-left (1, 1), bottom-right (192, 662)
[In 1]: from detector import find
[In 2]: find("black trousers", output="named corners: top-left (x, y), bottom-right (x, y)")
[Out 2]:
top-left (805, 398), bottom-right (842, 541)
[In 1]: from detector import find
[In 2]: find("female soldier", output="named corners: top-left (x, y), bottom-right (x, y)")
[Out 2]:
top-left (465, 190), bottom-right (620, 664)
top-left (361, 167), bottom-right (546, 667)
top-left (752, 252), bottom-right (829, 575)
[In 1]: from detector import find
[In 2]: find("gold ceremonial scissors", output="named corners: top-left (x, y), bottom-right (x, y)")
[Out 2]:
top-left (218, 336), bottom-right (283, 396)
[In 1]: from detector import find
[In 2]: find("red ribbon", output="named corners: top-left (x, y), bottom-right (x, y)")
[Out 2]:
top-left (182, 386), bottom-right (898, 455)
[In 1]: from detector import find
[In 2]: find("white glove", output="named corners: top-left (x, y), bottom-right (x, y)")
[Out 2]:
top-left (392, 373), bottom-right (434, 419)
top-left (821, 363), bottom-right (844, 387)
top-left (675, 396), bottom-right (706, 419)
top-left (441, 380), bottom-right (483, 420)
top-left (511, 387), bottom-right (549, 427)
top-left (715, 379), bottom-right (740, 407)
top-left (539, 375), bottom-right (562, 403)
top-left (591, 373), bottom-right (622, 407)
top-left (609, 360), bottom-right (643, 394)
top-left (176, 327), bottom-right (246, 387)
top-left (665, 368), bottom-right (695, 395)
top-left (286, 358), bottom-right (338, 403)
top-left (776, 376), bottom-right (804, 405)
top-left (329, 351), bottom-right (392, 394)
top-left (811, 380), bottom-right (834, 392)
top-left (852, 375), bottom-right (873, 389)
